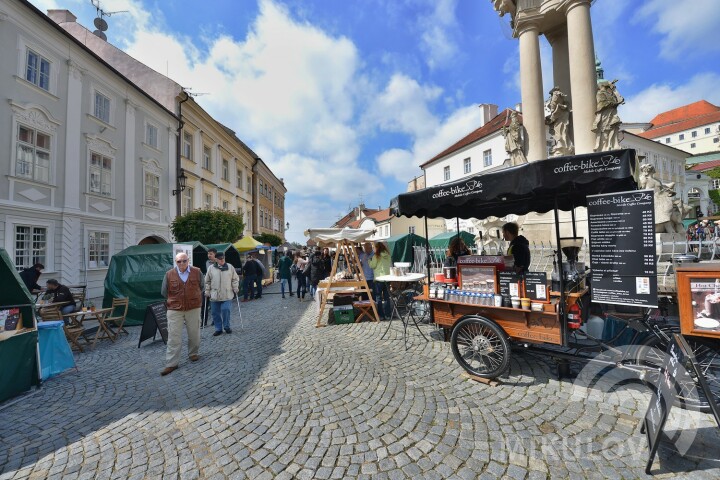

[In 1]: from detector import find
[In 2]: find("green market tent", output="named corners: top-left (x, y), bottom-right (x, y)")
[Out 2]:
top-left (428, 231), bottom-right (476, 251)
top-left (204, 243), bottom-right (242, 272)
top-left (0, 248), bottom-right (39, 403)
top-left (385, 233), bottom-right (427, 264)
top-left (102, 242), bottom-right (207, 326)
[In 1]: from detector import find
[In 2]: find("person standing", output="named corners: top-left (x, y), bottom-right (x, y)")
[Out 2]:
top-left (253, 255), bottom-right (267, 299)
top-left (308, 249), bottom-right (327, 300)
top-left (369, 242), bottom-right (392, 319)
top-left (206, 248), bottom-right (217, 271)
top-left (502, 222), bottom-right (531, 274)
top-left (357, 243), bottom-right (374, 300)
top-left (242, 254), bottom-right (261, 302)
top-left (294, 252), bottom-right (309, 301)
top-left (160, 252), bottom-right (204, 376)
top-left (19, 262), bottom-right (44, 293)
top-left (204, 252), bottom-right (239, 336)
top-left (322, 248), bottom-right (333, 276)
top-left (277, 252), bottom-right (294, 298)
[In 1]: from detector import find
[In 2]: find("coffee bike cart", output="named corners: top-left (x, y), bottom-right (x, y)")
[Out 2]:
top-left (391, 149), bottom-right (720, 413)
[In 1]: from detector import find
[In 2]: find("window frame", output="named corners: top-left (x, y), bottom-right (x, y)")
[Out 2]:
top-left (705, 127), bottom-right (711, 135)
top-left (222, 159), bottom-right (229, 181)
top-left (443, 166), bottom-right (450, 181)
top-left (15, 123), bottom-right (52, 184)
top-left (182, 131), bottom-right (193, 160)
top-left (88, 151), bottom-right (113, 197)
top-left (483, 149), bottom-right (492, 167)
top-left (202, 145), bottom-right (212, 171)
top-left (182, 186), bottom-right (194, 215)
top-left (463, 157), bottom-right (471, 174)
top-left (25, 48), bottom-right (51, 91)
top-left (204, 192), bottom-right (212, 210)
top-left (5, 216), bottom-right (55, 273)
top-left (86, 227), bottom-right (112, 270)
top-left (679, 133), bottom-right (685, 141)
top-left (691, 131), bottom-right (697, 138)
top-left (237, 169), bottom-right (243, 189)
top-left (145, 121), bottom-right (159, 149)
top-left (93, 90), bottom-right (112, 124)
top-left (143, 171), bottom-right (160, 208)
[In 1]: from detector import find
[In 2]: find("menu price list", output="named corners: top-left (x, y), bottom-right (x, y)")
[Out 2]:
top-left (588, 190), bottom-right (657, 308)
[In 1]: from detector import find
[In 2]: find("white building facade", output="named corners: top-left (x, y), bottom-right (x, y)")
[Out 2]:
top-left (1, 0), bottom-right (178, 297)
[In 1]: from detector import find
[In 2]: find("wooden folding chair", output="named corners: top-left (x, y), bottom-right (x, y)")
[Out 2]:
top-left (41, 306), bottom-right (85, 352)
top-left (104, 297), bottom-right (129, 340)
top-left (68, 285), bottom-right (87, 310)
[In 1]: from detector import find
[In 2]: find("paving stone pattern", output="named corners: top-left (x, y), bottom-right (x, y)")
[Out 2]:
top-left (1, 285), bottom-right (719, 479)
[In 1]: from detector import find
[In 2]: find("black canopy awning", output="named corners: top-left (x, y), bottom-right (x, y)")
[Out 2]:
top-left (391, 149), bottom-right (638, 220)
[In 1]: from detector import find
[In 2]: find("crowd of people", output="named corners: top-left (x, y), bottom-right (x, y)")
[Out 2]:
top-left (687, 220), bottom-right (718, 241)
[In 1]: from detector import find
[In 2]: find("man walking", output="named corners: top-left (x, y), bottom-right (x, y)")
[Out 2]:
top-left (205, 252), bottom-right (239, 336)
top-left (242, 254), bottom-right (261, 302)
top-left (278, 251), bottom-right (294, 298)
top-left (203, 248), bottom-right (218, 326)
top-left (160, 252), bottom-right (204, 376)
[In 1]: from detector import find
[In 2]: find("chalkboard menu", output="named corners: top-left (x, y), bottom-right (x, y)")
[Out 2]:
top-left (138, 302), bottom-right (168, 347)
top-left (0, 308), bottom-right (21, 332)
top-left (588, 189), bottom-right (657, 308)
top-left (498, 271), bottom-right (521, 301)
top-left (524, 272), bottom-right (548, 302)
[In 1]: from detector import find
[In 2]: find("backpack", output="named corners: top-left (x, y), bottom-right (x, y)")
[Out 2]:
top-left (290, 263), bottom-right (299, 275)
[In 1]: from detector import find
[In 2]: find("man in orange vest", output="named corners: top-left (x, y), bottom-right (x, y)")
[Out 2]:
top-left (160, 252), bottom-right (204, 376)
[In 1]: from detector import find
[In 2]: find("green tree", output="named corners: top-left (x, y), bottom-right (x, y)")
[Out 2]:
top-left (170, 209), bottom-right (245, 244)
top-left (255, 232), bottom-right (283, 246)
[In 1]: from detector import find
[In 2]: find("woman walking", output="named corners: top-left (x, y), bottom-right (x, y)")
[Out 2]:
top-left (369, 242), bottom-right (392, 320)
top-left (294, 252), bottom-right (308, 301)
top-left (308, 249), bottom-right (327, 300)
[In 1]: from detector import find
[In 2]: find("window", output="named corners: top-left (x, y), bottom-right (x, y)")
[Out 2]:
top-left (259, 180), bottom-right (264, 196)
top-left (714, 137), bottom-right (719, 144)
top-left (88, 231), bottom-right (110, 268)
top-left (14, 226), bottom-right (46, 271)
top-left (692, 131), bottom-right (697, 138)
top-left (665, 137), bottom-right (671, 144)
top-left (25, 49), bottom-right (50, 91)
top-left (16, 125), bottom-right (50, 183)
top-left (145, 123), bottom-right (158, 148)
top-left (94, 91), bottom-right (111, 123)
top-left (409, 226), bottom-right (415, 234)
top-left (443, 166), bottom-right (450, 181)
top-left (483, 149), bottom-right (492, 167)
top-left (204, 193), bottom-right (212, 209)
top-left (691, 143), bottom-right (696, 149)
top-left (706, 128), bottom-right (711, 135)
top-left (89, 152), bottom-right (112, 196)
top-left (237, 169), bottom-right (243, 189)
top-left (246, 171), bottom-right (251, 193)
top-left (183, 132), bottom-right (193, 160)
top-left (679, 134), bottom-right (685, 141)
top-left (202, 146), bottom-right (211, 171)
top-left (463, 158), bottom-right (471, 174)
top-left (222, 159), bottom-right (229, 181)
top-left (222, 200), bottom-right (229, 210)
top-left (183, 187), bottom-right (194, 214)
top-left (712, 179), bottom-right (720, 190)
top-left (144, 172), bottom-right (159, 207)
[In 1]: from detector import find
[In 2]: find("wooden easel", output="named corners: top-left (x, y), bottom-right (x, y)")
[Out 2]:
top-left (316, 240), bottom-right (379, 327)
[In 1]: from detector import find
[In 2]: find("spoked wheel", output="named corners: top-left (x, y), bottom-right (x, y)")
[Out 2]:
top-left (408, 298), bottom-right (430, 323)
top-left (636, 334), bottom-right (720, 413)
top-left (451, 316), bottom-right (511, 378)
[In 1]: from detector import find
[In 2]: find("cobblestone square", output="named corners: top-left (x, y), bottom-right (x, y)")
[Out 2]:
top-left (1, 286), bottom-right (719, 479)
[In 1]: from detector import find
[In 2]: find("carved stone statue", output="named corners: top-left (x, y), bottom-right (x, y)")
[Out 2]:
top-left (503, 111), bottom-right (527, 166)
top-left (545, 87), bottom-right (574, 157)
top-left (638, 163), bottom-right (687, 234)
top-left (492, 0), bottom-right (516, 17)
top-left (592, 80), bottom-right (624, 152)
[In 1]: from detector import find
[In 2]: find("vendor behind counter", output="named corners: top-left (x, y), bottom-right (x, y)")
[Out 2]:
top-left (502, 222), bottom-right (530, 274)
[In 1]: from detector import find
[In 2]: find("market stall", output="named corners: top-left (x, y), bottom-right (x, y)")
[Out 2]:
top-left (428, 231), bottom-right (476, 251)
top-left (204, 243), bottom-right (242, 272)
top-left (102, 242), bottom-right (208, 326)
top-left (233, 236), bottom-right (262, 253)
top-left (384, 232), bottom-right (427, 265)
top-left (0, 248), bottom-right (40, 403)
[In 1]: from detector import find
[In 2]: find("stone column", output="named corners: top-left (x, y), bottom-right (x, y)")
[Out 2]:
top-left (123, 100), bottom-right (136, 223)
top-left (546, 25), bottom-right (571, 101)
top-left (518, 23), bottom-right (546, 162)
top-left (63, 60), bottom-right (83, 211)
top-left (565, 0), bottom-right (597, 154)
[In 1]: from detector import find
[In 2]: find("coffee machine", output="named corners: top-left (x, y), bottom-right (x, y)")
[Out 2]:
top-left (559, 237), bottom-right (586, 292)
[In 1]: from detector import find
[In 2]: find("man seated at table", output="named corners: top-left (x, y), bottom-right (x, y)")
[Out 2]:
top-left (45, 279), bottom-right (77, 315)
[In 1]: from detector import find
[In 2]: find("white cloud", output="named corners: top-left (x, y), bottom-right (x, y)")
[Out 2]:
top-left (633, 0), bottom-right (720, 59)
top-left (417, 0), bottom-right (460, 70)
top-left (620, 72), bottom-right (720, 122)
top-left (377, 149), bottom-right (416, 182)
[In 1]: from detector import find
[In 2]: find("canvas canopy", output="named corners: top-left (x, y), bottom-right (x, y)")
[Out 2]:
top-left (204, 243), bottom-right (241, 271)
top-left (305, 228), bottom-right (376, 246)
top-left (385, 233), bottom-right (427, 264)
top-left (428, 231), bottom-right (476, 251)
top-left (102, 242), bottom-right (207, 326)
top-left (0, 248), bottom-right (39, 403)
top-left (234, 236), bottom-right (262, 252)
top-left (391, 149), bottom-right (638, 220)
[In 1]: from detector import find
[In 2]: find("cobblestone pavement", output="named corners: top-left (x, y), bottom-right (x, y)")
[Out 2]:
top-left (1, 285), bottom-right (719, 479)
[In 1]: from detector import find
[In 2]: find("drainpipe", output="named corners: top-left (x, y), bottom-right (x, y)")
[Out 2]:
top-left (252, 156), bottom-right (260, 236)
top-left (175, 90), bottom-right (190, 217)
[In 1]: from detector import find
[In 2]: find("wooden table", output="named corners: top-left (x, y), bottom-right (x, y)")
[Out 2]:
top-left (63, 308), bottom-right (113, 350)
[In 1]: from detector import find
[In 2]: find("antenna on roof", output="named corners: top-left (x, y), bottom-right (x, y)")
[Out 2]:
top-left (90, 0), bottom-right (128, 41)
top-left (183, 88), bottom-right (210, 97)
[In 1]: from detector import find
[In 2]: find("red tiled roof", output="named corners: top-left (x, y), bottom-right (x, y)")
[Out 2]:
top-left (689, 159), bottom-right (720, 172)
top-left (364, 208), bottom-right (392, 223)
top-left (639, 101), bottom-right (720, 139)
top-left (332, 208), bottom-right (381, 228)
top-left (420, 109), bottom-right (519, 168)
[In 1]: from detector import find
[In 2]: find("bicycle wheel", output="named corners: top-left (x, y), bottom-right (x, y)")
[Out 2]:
top-left (636, 334), bottom-right (720, 413)
top-left (450, 316), bottom-right (510, 378)
top-left (408, 298), bottom-right (430, 323)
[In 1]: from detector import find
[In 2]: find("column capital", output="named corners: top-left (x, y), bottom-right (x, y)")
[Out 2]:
top-left (514, 19), bottom-right (541, 38)
top-left (67, 59), bottom-right (84, 81)
top-left (560, 0), bottom-right (592, 15)
top-left (544, 24), bottom-right (567, 45)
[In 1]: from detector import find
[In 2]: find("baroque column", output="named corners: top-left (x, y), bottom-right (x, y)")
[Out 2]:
top-left (517, 22), bottom-right (546, 162)
top-left (545, 25), bottom-right (571, 101)
top-left (565, 0), bottom-right (597, 154)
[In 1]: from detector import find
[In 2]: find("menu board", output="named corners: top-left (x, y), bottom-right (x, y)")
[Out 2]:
top-left (587, 189), bottom-right (657, 308)
top-left (498, 271), bottom-right (521, 301)
top-left (524, 272), bottom-right (548, 302)
top-left (138, 302), bottom-right (169, 347)
top-left (0, 308), bottom-right (22, 332)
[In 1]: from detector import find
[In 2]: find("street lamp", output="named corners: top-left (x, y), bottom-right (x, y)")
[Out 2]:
top-left (285, 221), bottom-right (290, 231)
top-left (172, 169), bottom-right (187, 196)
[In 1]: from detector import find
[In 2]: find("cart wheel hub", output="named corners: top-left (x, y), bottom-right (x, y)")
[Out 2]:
top-left (472, 335), bottom-right (494, 354)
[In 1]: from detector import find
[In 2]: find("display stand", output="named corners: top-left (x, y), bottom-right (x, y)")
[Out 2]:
top-left (316, 240), bottom-right (379, 328)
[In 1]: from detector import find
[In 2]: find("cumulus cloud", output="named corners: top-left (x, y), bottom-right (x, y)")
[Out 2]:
top-left (633, 0), bottom-right (720, 59)
top-left (620, 72), bottom-right (720, 122)
top-left (417, 0), bottom-right (460, 70)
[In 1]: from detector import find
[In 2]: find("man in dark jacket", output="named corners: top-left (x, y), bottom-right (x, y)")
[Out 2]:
top-left (45, 279), bottom-right (77, 314)
top-left (308, 250), bottom-right (327, 300)
top-left (19, 263), bottom-right (44, 292)
top-left (242, 254), bottom-right (261, 301)
top-left (502, 222), bottom-right (531, 273)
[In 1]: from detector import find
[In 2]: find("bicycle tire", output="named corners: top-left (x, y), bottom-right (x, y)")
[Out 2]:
top-left (451, 316), bottom-right (511, 378)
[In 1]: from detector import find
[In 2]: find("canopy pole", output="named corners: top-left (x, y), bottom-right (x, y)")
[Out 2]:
top-left (425, 215), bottom-right (434, 324)
top-left (571, 206), bottom-right (577, 238)
top-left (456, 218), bottom-right (460, 238)
top-left (554, 197), bottom-right (568, 347)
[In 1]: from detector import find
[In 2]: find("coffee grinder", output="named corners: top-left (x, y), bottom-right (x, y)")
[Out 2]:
top-left (559, 237), bottom-right (585, 292)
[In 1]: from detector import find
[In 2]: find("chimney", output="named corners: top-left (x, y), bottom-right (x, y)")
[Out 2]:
top-left (478, 104), bottom-right (499, 126)
top-left (515, 103), bottom-right (522, 112)
top-left (47, 9), bottom-right (77, 24)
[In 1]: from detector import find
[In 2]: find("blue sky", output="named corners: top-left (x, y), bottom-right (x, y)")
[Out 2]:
top-left (31, 0), bottom-right (720, 242)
